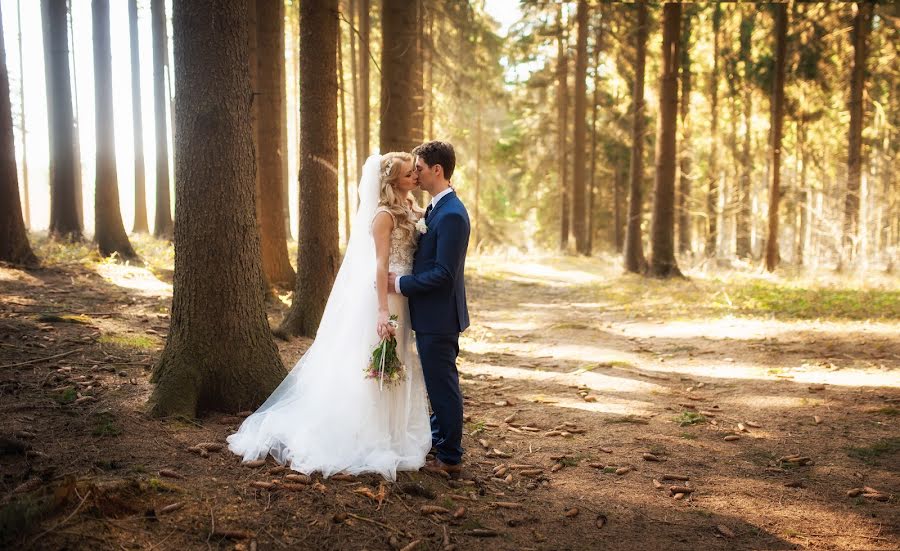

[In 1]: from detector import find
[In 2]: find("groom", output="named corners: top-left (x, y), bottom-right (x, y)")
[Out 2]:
top-left (389, 141), bottom-right (470, 478)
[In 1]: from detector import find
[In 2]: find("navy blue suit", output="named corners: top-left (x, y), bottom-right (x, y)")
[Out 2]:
top-left (399, 190), bottom-right (470, 465)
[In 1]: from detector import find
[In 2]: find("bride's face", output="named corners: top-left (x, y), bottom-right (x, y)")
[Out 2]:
top-left (392, 160), bottom-right (419, 193)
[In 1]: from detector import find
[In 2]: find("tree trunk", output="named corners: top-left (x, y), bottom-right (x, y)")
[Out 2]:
top-left (92, 0), bottom-right (138, 261)
top-left (256, 0), bottom-right (295, 287)
top-left (843, 1), bottom-right (874, 264)
top-left (556, 5), bottom-right (570, 251)
top-left (648, 2), bottom-right (682, 278)
top-left (765, 3), bottom-right (787, 272)
top-left (571, 0), bottom-right (588, 254)
top-left (614, 164), bottom-right (624, 251)
top-left (151, 0), bottom-right (172, 239)
top-left (677, 8), bottom-right (693, 255)
top-left (380, 0), bottom-right (421, 152)
top-left (128, 0), bottom-right (148, 234)
top-left (735, 14), bottom-right (753, 258)
top-left (149, 0), bottom-right (286, 418)
top-left (349, 0), bottom-right (362, 183)
top-left (280, 4), bottom-right (290, 238)
top-left (278, 0), bottom-right (340, 338)
top-left (0, 1), bottom-right (37, 266)
top-left (474, 100), bottom-right (482, 247)
top-left (15, 0), bottom-right (29, 230)
top-left (795, 116), bottom-right (808, 266)
top-left (339, 14), bottom-right (351, 245)
top-left (41, 0), bottom-right (81, 240)
top-left (587, 8), bottom-right (602, 256)
top-left (67, 3), bottom-right (84, 230)
top-left (358, 0), bottom-right (370, 157)
top-left (624, 1), bottom-right (648, 273)
top-left (706, 2), bottom-right (721, 257)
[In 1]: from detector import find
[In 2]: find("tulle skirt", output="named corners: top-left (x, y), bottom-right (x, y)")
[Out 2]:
top-left (227, 293), bottom-right (431, 481)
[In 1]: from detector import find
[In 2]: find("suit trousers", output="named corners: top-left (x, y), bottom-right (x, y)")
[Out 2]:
top-left (415, 332), bottom-right (464, 465)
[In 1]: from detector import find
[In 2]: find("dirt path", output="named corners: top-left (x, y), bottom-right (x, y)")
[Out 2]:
top-left (1, 255), bottom-right (898, 550)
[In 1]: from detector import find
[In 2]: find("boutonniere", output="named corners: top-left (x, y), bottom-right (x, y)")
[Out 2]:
top-left (415, 218), bottom-right (428, 235)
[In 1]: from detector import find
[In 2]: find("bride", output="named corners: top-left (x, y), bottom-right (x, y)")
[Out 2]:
top-left (227, 153), bottom-right (432, 481)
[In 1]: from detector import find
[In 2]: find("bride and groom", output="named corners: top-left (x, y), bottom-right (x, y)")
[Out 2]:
top-left (228, 141), bottom-right (470, 481)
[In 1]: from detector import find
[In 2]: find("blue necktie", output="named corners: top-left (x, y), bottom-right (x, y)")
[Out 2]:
top-left (425, 203), bottom-right (433, 221)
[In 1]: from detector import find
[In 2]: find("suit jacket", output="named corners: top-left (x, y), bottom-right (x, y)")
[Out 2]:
top-left (399, 191), bottom-right (470, 334)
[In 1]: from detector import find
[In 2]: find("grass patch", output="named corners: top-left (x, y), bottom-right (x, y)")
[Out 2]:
top-left (723, 282), bottom-right (900, 320)
top-left (847, 438), bottom-right (900, 465)
top-left (147, 478), bottom-right (183, 493)
top-left (674, 411), bottom-right (706, 427)
top-left (602, 466), bottom-right (617, 474)
top-left (98, 333), bottom-right (158, 351)
top-left (35, 313), bottom-right (93, 325)
top-left (56, 387), bottom-right (77, 404)
top-left (92, 412), bottom-right (122, 437)
top-left (870, 407), bottom-right (899, 416)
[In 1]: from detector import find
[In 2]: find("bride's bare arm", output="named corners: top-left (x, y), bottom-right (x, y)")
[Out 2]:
top-left (372, 211), bottom-right (395, 338)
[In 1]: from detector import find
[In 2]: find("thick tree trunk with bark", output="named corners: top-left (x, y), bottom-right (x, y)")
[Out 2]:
top-left (0, 1), bottom-right (37, 266)
top-left (765, 3), bottom-right (787, 272)
top-left (843, 1), bottom-right (873, 264)
top-left (41, 0), bottom-right (82, 240)
top-left (256, 0), bottom-right (294, 287)
top-left (339, 16), bottom-right (351, 244)
top-left (624, 1), bottom-right (648, 273)
top-left (128, 0), bottom-right (148, 234)
top-left (556, 5), bottom-right (570, 251)
top-left (93, 0), bottom-right (138, 260)
top-left (677, 9), bottom-right (692, 255)
top-left (735, 15), bottom-right (753, 258)
top-left (706, 3), bottom-right (721, 257)
top-left (380, 0), bottom-right (421, 152)
top-left (587, 9), bottom-right (602, 256)
top-left (572, 0), bottom-right (588, 255)
top-left (278, 0), bottom-right (340, 338)
top-left (648, 2), bottom-right (682, 278)
top-left (149, 0), bottom-right (286, 418)
top-left (151, 0), bottom-right (172, 239)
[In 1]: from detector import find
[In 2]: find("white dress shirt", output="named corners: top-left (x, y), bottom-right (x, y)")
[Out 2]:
top-left (395, 187), bottom-right (454, 295)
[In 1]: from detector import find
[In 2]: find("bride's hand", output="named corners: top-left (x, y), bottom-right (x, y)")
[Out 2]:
top-left (377, 310), bottom-right (396, 339)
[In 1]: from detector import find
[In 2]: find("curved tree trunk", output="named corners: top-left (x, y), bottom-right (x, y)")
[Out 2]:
top-left (765, 3), bottom-right (788, 272)
top-left (41, 0), bottom-right (82, 240)
top-left (149, 0), bottom-right (286, 418)
top-left (278, 0), bottom-right (339, 338)
top-left (623, 1), bottom-right (647, 273)
top-left (572, 0), bottom-right (588, 255)
top-left (256, 0), bottom-right (294, 287)
top-left (128, 0), bottom-right (148, 234)
top-left (843, 1), bottom-right (874, 265)
top-left (0, 1), bottom-right (37, 266)
top-left (706, 3), bottom-right (721, 257)
top-left (92, 0), bottom-right (138, 261)
top-left (556, 5), bottom-right (569, 251)
top-left (151, 0), bottom-right (172, 239)
top-left (648, 2), bottom-right (682, 278)
top-left (380, 0), bottom-right (420, 152)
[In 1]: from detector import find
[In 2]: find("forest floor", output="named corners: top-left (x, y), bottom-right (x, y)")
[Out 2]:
top-left (1, 235), bottom-right (899, 550)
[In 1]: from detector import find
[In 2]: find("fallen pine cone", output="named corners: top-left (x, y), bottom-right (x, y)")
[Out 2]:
top-left (652, 479), bottom-right (663, 489)
top-left (249, 481), bottom-right (274, 490)
top-left (847, 487), bottom-right (864, 497)
top-left (550, 462), bottom-right (564, 473)
top-left (478, 438), bottom-right (490, 449)
top-left (669, 486), bottom-right (693, 495)
top-left (330, 473), bottom-right (355, 482)
top-left (491, 501), bottom-right (523, 509)
top-left (159, 469), bottom-right (184, 479)
top-left (285, 474), bottom-right (311, 484)
top-left (453, 506), bottom-right (466, 519)
top-left (196, 442), bottom-right (224, 452)
top-left (716, 525), bottom-right (735, 538)
top-left (565, 507), bottom-right (579, 518)
top-left (723, 435), bottom-right (740, 442)
top-left (420, 505), bottom-right (450, 515)
top-left (158, 502), bottom-right (183, 514)
top-left (399, 540), bottom-right (422, 551)
top-left (642, 453), bottom-right (662, 462)
top-left (243, 459), bottom-right (266, 468)
top-left (615, 466), bottom-right (632, 476)
top-left (673, 492), bottom-right (685, 500)
top-left (662, 474), bottom-right (689, 481)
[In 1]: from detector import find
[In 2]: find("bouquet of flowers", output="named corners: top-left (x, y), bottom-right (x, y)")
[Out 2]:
top-left (365, 315), bottom-right (405, 389)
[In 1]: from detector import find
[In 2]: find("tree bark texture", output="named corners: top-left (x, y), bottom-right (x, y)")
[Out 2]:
top-left (149, 0), bottom-right (286, 418)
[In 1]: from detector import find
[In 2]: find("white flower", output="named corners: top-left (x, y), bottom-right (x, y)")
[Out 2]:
top-left (415, 218), bottom-right (428, 235)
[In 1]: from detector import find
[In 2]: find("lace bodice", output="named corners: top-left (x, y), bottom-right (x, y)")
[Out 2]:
top-left (374, 207), bottom-right (418, 275)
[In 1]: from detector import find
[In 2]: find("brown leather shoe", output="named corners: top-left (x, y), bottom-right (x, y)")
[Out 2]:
top-left (422, 458), bottom-right (462, 479)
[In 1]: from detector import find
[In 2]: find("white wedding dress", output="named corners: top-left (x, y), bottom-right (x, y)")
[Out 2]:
top-left (227, 156), bottom-right (432, 481)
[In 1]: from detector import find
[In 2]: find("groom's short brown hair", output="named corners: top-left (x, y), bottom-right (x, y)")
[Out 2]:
top-left (413, 141), bottom-right (456, 180)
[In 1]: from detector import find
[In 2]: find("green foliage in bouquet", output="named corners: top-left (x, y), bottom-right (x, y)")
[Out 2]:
top-left (365, 315), bottom-right (405, 388)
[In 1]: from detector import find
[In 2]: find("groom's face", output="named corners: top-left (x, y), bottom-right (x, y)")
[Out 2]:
top-left (415, 156), bottom-right (434, 193)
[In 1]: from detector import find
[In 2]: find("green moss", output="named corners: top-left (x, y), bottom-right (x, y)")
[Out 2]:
top-left (98, 333), bottom-right (159, 351)
top-left (674, 411), bottom-right (706, 426)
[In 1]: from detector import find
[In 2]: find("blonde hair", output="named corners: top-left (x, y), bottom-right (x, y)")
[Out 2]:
top-left (379, 152), bottom-right (424, 238)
